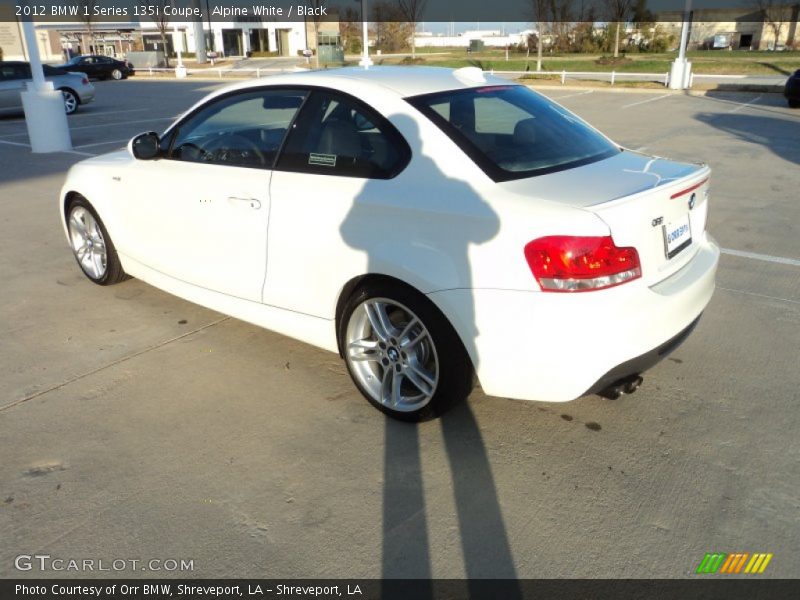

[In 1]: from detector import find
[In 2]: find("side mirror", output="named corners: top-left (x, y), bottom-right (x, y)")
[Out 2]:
top-left (129, 132), bottom-right (161, 160)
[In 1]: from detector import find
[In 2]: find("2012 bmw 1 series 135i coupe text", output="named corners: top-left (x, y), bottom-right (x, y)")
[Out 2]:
top-left (59, 67), bottom-right (719, 421)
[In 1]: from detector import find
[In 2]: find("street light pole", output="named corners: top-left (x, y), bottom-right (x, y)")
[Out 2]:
top-left (20, 14), bottom-right (72, 152)
top-left (174, 24), bottom-right (187, 77)
top-left (358, 0), bottom-right (372, 68)
top-left (669, 0), bottom-right (693, 89)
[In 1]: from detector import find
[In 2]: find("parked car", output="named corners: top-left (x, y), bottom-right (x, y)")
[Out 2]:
top-left (0, 61), bottom-right (94, 115)
top-left (785, 69), bottom-right (800, 108)
top-left (58, 55), bottom-right (134, 80)
top-left (58, 67), bottom-right (718, 421)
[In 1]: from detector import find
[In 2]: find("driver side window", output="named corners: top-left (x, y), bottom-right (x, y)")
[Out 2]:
top-left (168, 89), bottom-right (307, 169)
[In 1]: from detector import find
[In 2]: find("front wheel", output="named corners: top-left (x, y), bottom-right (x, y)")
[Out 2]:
top-left (111, 68), bottom-right (123, 80)
top-left (60, 89), bottom-right (79, 115)
top-left (341, 282), bottom-right (473, 421)
top-left (66, 196), bottom-right (128, 285)
top-left (789, 98), bottom-right (800, 109)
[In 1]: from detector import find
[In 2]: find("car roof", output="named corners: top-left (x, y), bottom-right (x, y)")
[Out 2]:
top-left (225, 66), bottom-right (516, 99)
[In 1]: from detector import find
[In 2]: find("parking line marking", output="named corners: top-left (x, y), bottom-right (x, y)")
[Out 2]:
top-left (0, 116), bottom-right (176, 138)
top-left (61, 149), bottom-right (96, 157)
top-left (74, 139), bottom-right (130, 149)
top-left (721, 247), bottom-right (800, 267)
top-left (554, 90), bottom-right (594, 100)
top-left (0, 316), bottom-right (231, 412)
top-left (727, 95), bottom-right (763, 114)
top-left (622, 94), bottom-right (671, 109)
top-left (69, 108), bottom-right (153, 118)
top-left (60, 116), bottom-right (176, 133)
top-left (718, 286), bottom-right (800, 307)
top-left (0, 138), bottom-right (96, 156)
top-left (0, 139), bottom-right (30, 148)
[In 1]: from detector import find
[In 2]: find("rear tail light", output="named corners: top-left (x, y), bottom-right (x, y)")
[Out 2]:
top-left (524, 235), bottom-right (641, 292)
top-left (81, 76), bottom-right (89, 85)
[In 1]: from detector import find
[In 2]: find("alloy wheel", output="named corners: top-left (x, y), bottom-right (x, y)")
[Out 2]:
top-left (345, 298), bottom-right (439, 412)
top-left (62, 91), bottom-right (78, 114)
top-left (68, 206), bottom-right (107, 279)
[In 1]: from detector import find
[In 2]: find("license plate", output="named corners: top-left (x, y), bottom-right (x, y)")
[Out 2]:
top-left (663, 214), bottom-right (692, 259)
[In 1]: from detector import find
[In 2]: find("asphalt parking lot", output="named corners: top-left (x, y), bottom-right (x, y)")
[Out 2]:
top-left (1, 77), bottom-right (799, 579)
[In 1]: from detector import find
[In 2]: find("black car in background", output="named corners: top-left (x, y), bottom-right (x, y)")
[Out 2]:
top-left (58, 55), bottom-right (134, 81)
top-left (785, 69), bottom-right (800, 108)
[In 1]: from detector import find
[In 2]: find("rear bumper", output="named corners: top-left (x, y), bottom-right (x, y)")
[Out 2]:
top-left (582, 313), bottom-right (701, 396)
top-left (78, 86), bottom-right (95, 104)
top-left (428, 232), bottom-right (719, 402)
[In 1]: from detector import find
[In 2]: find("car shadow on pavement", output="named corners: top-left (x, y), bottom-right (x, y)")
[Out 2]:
top-left (695, 111), bottom-right (800, 166)
top-left (339, 114), bottom-right (521, 595)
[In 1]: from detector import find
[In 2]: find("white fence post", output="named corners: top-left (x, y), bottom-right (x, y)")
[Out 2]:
top-left (611, 70), bottom-right (616, 86)
top-left (561, 70), bottom-right (566, 85)
top-left (664, 72), bottom-right (669, 87)
top-left (218, 69), bottom-right (222, 79)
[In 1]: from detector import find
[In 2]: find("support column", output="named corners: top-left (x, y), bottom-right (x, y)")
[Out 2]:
top-left (669, 0), bottom-right (693, 90)
top-left (20, 18), bottom-right (71, 152)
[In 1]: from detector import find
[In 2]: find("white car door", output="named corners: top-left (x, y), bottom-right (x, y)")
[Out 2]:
top-left (265, 89), bottom-right (412, 317)
top-left (118, 88), bottom-right (308, 302)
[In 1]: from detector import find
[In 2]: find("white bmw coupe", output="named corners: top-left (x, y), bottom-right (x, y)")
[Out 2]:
top-left (60, 67), bottom-right (719, 421)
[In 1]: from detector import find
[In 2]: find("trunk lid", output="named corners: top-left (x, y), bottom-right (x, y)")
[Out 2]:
top-left (500, 150), bottom-right (711, 286)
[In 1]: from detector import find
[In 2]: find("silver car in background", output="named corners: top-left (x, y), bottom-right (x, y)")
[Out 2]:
top-left (0, 61), bottom-right (95, 115)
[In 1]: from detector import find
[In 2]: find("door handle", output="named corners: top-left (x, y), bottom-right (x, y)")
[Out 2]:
top-left (227, 196), bottom-right (261, 210)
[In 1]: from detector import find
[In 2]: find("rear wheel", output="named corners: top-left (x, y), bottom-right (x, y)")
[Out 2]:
top-left (66, 196), bottom-right (128, 285)
top-left (60, 89), bottom-right (79, 115)
top-left (341, 282), bottom-right (473, 421)
top-left (789, 99), bottom-right (800, 109)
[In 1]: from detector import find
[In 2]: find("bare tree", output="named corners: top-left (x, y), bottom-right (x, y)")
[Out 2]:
top-left (528, 0), bottom-right (549, 71)
top-left (603, 0), bottom-right (635, 58)
top-left (397, 0), bottom-right (428, 58)
top-left (373, 2), bottom-right (412, 54)
top-left (751, 0), bottom-right (794, 49)
top-left (305, 0), bottom-right (328, 69)
top-left (143, 0), bottom-right (172, 67)
top-left (339, 6), bottom-right (362, 54)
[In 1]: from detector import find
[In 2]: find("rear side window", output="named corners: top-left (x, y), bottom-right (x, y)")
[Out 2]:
top-left (408, 85), bottom-right (619, 182)
top-left (276, 90), bottom-right (410, 179)
top-left (1, 64), bottom-right (31, 80)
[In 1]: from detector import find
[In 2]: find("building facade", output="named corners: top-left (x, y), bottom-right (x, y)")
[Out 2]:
top-left (658, 6), bottom-right (800, 50)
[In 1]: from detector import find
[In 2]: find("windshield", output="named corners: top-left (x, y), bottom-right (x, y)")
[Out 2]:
top-left (408, 85), bottom-right (620, 182)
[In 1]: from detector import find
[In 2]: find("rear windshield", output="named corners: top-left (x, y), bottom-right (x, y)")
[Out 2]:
top-left (407, 85), bottom-right (619, 182)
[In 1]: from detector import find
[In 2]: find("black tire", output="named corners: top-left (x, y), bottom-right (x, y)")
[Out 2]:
top-left (111, 68), bottom-right (123, 80)
top-left (66, 196), bottom-right (129, 286)
top-left (789, 99), bottom-right (800, 109)
top-left (60, 88), bottom-right (79, 115)
top-left (339, 281), bottom-right (473, 422)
